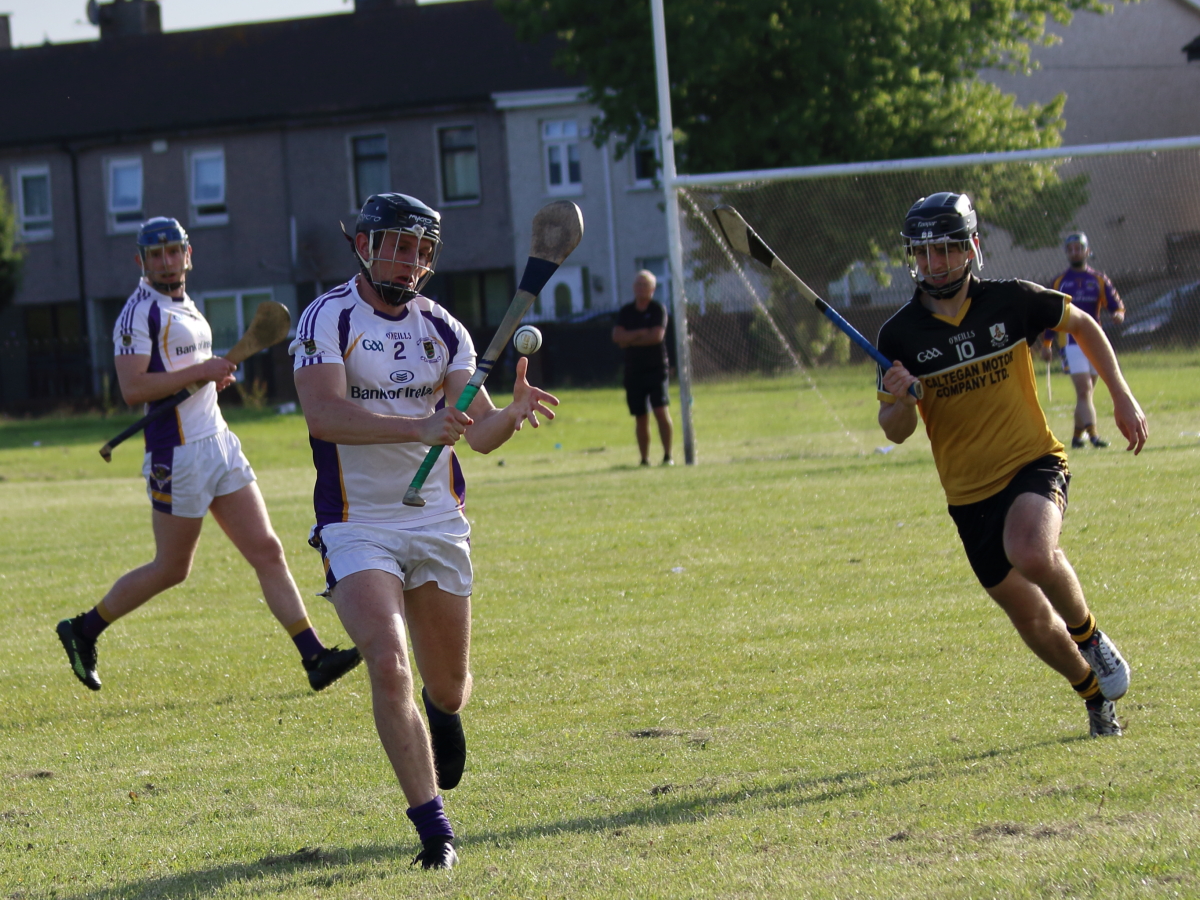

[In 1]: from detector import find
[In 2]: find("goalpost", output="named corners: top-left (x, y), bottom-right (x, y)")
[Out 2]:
top-left (662, 134), bottom-right (1200, 414)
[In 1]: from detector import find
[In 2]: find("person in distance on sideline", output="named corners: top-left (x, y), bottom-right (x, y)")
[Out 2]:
top-left (55, 218), bottom-right (361, 694)
top-left (877, 193), bottom-right (1147, 739)
top-left (1046, 232), bottom-right (1126, 449)
top-left (292, 193), bottom-right (558, 869)
top-left (612, 269), bottom-right (674, 465)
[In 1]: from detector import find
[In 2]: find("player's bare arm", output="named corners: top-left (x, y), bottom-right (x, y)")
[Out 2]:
top-left (878, 360), bottom-right (921, 443)
top-left (114, 353), bottom-right (236, 406)
top-left (448, 359), bottom-right (560, 455)
top-left (1060, 307), bottom-right (1147, 453)
top-left (295, 363), bottom-right (470, 447)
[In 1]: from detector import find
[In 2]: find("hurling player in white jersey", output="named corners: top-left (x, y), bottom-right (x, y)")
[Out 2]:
top-left (55, 218), bottom-right (361, 696)
top-left (292, 193), bottom-right (558, 870)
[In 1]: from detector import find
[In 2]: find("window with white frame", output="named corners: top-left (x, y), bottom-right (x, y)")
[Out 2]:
top-left (199, 289), bottom-right (286, 364)
top-left (107, 156), bottom-right (143, 232)
top-left (542, 119), bottom-right (581, 195)
top-left (14, 165), bottom-right (52, 240)
top-left (189, 148), bottom-right (228, 225)
top-left (351, 134), bottom-right (388, 208)
top-left (438, 126), bottom-right (480, 203)
top-left (632, 133), bottom-right (659, 186)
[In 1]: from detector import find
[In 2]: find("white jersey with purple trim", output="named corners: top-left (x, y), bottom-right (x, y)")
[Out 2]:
top-left (113, 280), bottom-right (226, 452)
top-left (290, 277), bottom-right (476, 528)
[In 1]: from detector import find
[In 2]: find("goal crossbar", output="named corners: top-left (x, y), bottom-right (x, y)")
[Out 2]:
top-left (671, 135), bottom-right (1200, 188)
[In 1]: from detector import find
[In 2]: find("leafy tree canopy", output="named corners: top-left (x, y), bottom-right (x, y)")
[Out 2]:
top-left (500, 0), bottom-right (1115, 342)
top-left (498, 0), bottom-right (1110, 172)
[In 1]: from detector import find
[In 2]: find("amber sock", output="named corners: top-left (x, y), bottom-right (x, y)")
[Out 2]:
top-left (1067, 612), bottom-right (1097, 644)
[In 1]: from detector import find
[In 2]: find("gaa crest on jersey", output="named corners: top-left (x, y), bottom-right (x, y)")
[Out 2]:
top-left (419, 338), bottom-right (442, 363)
top-left (121, 333), bottom-right (133, 347)
top-left (989, 322), bottom-right (1008, 348)
top-left (303, 339), bottom-right (318, 356)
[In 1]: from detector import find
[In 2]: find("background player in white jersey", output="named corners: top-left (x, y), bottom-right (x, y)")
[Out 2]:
top-left (292, 193), bottom-right (558, 869)
top-left (56, 218), bottom-right (361, 694)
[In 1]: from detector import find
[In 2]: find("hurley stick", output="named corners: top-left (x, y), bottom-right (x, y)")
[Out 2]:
top-left (402, 200), bottom-right (584, 507)
top-left (100, 301), bottom-right (292, 461)
top-left (712, 205), bottom-right (923, 400)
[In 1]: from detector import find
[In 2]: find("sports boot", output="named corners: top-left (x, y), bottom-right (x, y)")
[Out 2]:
top-left (303, 646), bottom-right (362, 691)
top-left (56, 616), bottom-right (101, 691)
top-left (412, 838), bottom-right (458, 870)
top-left (1087, 698), bottom-right (1122, 737)
top-left (1078, 630), bottom-right (1130, 700)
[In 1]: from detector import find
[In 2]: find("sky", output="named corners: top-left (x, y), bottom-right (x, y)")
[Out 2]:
top-left (1, 0), bottom-right (457, 48)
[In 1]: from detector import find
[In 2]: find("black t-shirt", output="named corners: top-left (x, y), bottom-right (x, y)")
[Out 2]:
top-left (875, 277), bottom-right (1069, 505)
top-left (617, 300), bottom-right (669, 375)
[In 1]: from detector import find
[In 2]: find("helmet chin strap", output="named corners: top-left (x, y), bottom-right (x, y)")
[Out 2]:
top-left (358, 265), bottom-right (417, 307)
top-left (919, 272), bottom-right (969, 300)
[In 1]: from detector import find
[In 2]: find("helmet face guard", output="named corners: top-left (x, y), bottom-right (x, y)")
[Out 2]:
top-left (350, 194), bottom-right (442, 307)
top-left (901, 193), bottom-right (981, 300)
top-left (137, 217), bottom-right (192, 294)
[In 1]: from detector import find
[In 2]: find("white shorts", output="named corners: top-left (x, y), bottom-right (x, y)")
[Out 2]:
top-left (143, 429), bottom-right (256, 518)
top-left (311, 516), bottom-right (473, 598)
top-left (1064, 343), bottom-right (1097, 377)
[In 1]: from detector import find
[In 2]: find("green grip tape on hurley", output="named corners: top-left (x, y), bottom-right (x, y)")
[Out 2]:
top-left (402, 383), bottom-right (482, 507)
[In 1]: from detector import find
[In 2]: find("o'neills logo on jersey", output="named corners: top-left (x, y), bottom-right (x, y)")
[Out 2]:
top-left (989, 322), bottom-right (1008, 348)
top-left (350, 384), bottom-right (434, 400)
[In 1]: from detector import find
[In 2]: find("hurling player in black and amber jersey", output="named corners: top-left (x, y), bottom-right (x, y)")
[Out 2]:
top-left (876, 193), bottom-right (1147, 739)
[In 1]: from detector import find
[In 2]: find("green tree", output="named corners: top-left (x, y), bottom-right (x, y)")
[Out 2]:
top-left (499, 0), bottom-right (1110, 365)
top-left (0, 179), bottom-right (22, 314)
top-left (498, 0), bottom-right (1107, 173)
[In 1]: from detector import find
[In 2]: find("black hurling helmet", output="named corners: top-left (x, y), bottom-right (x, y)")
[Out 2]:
top-left (901, 192), bottom-right (980, 299)
top-left (349, 193), bottom-right (442, 306)
top-left (137, 216), bottom-right (192, 293)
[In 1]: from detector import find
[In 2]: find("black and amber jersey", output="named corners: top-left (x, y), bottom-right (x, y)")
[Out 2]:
top-left (877, 278), bottom-right (1070, 506)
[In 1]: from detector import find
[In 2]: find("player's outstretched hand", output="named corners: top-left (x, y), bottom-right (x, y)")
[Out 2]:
top-left (883, 361), bottom-right (921, 406)
top-left (419, 406), bottom-right (472, 446)
top-left (1113, 391), bottom-right (1148, 455)
top-left (509, 356), bottom-right (559, 432)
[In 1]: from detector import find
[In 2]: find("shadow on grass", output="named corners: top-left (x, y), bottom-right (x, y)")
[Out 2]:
top-left (55, 735), bottom-right (1086, 900)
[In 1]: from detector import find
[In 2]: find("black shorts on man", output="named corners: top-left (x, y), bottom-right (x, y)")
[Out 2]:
top-left (947, 455), bottom-right (1070, 589)
top-left (624, 371), bottom-right (670, 416)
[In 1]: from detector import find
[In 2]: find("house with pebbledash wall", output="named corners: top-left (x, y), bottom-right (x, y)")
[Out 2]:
top-left (0, 0), bottom-right (671, 411)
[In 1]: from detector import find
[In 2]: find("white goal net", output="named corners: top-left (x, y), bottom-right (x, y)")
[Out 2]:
top-left (673, 137), bottom-right (1200, 380)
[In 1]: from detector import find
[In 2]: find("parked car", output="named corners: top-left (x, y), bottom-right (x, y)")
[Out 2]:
top-left (1112, 278), bottom-right (1200, 349)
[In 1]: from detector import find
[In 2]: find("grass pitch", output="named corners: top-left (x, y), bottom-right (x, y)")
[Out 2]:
top-left (2, 354), bottom-right (1199, 898)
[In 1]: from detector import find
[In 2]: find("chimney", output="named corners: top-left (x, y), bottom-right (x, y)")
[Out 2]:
top-left (1185, 35), bottom-right (1200, 64)
top-left (0, 15), bottom-right (11, 51)
top-left (355, 0), bottom-right (418, 11)
top-left (96, 0), bottom-right (162, 40)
